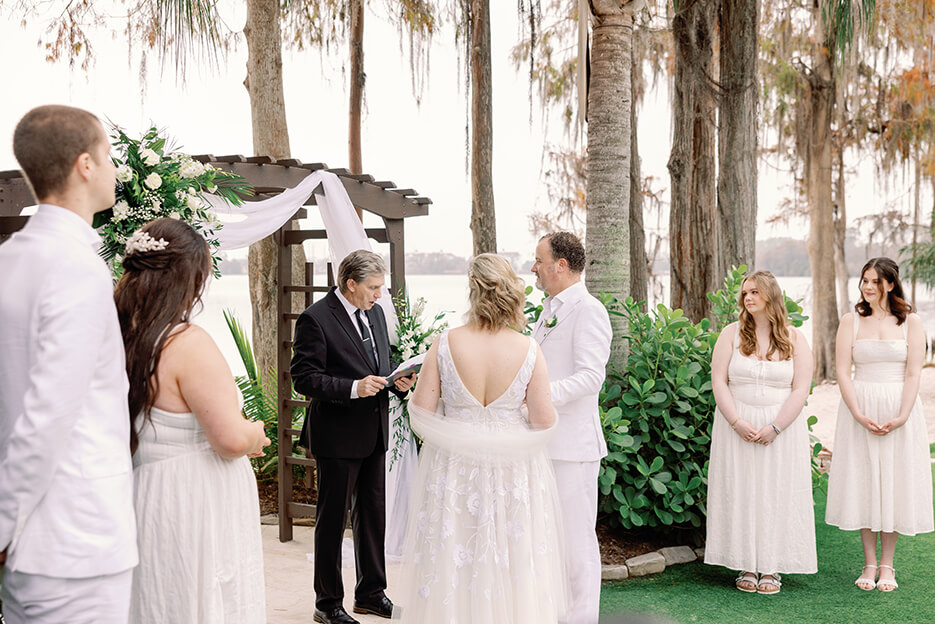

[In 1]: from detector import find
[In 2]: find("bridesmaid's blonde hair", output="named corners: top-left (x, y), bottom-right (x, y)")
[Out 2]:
top-left (467, 254), bottom-right (526, 331)
top-left (737, 270), bottom-right (795, 361)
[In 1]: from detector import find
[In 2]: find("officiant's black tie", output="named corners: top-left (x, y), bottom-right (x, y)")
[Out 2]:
top-left (355, 309), bottom-right (378, 370)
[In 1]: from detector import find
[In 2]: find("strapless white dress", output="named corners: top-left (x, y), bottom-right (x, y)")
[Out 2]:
top-left (825, 320), bottom-right (934, 535)
top-left (129, 405), bottom-right (266, 623)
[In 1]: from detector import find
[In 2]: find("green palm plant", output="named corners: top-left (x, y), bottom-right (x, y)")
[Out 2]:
top-left (223, 309), bottom-right (303, 480)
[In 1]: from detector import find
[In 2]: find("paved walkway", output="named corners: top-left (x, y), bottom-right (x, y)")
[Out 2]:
top-left (263, 525), bottom-right (401, 623)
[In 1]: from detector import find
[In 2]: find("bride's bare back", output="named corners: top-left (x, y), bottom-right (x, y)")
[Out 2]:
top-left (413, 325), bottom-right (555, 427)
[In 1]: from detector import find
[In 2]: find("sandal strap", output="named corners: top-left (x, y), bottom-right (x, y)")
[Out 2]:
top-left (878, 564), bottom-right (895, 572)
top-left (758, 574), bottom-right (782, 587)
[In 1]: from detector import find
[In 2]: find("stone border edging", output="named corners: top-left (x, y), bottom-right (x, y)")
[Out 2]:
top-left (263, 513), bottom-right (704, 581)
top-left (602, 546), bottom-right (704, 581)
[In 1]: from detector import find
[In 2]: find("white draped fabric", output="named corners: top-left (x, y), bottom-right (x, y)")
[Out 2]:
top-left (204, 170), bottom-right (415, 558)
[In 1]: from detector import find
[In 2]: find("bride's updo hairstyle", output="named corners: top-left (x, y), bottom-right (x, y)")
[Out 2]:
top-left (114, 218), bottom-right (212, 452)
top-left (466, 253), bottom-right (526, 331)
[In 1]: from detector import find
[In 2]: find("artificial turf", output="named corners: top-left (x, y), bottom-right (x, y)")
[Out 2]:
top-left (599, 466), bottom-right (935, 624)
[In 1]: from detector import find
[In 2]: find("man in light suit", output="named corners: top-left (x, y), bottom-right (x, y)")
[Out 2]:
top-left (0, 105), bottom-right (137, 623)
top-left (531, 232), bottom-right (612, 624)
top-left (291, 250), bottom-right (415, 624)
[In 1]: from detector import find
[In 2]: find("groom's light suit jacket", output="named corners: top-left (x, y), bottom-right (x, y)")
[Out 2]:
top-left (0, 205), bottom-right (138, 578)
top-left (531, 280), bottom-right (612, 462)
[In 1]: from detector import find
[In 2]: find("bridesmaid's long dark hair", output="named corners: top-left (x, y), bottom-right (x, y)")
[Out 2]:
top-left (855, 257), bottom-right (912, 325)
top-left (114, 218), bottom-right (211, 453)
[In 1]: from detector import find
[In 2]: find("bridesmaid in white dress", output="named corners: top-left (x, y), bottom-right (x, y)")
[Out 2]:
top-left (825, 257), bottom-right (933, 592)
top-left (114, 218), bottom-right (271, 622)
top-left (705, 270), bottom-right (816, 594)
top-left (398, 253), bottom-right (568, 623)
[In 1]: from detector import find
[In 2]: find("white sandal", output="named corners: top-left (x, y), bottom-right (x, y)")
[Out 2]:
top-left (757, 573), bottom-right (782, 595)
top-left (877, 564), bottom-right (898, 592)
top-left (855, 564), bottom-right (877, 591)
top-left (735, 571), bottom-right (758, 593)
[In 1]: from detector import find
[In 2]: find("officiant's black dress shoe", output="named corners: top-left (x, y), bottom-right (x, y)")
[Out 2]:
top-left (353, 595), bottom-right (395, 619)
top-left (313, 606), bottom-right (359, 624)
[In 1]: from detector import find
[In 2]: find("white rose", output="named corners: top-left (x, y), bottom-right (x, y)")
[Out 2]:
top-left (144, 172), bottom-right (162, 189)
top-left (168, 212), bottom-right (181, 220)
top-left (115, 165), bottom-right (133, 183)
top-left (140, 148), bottom-right (160, 166)
top-left (186, 194), bottom-right (203, 211)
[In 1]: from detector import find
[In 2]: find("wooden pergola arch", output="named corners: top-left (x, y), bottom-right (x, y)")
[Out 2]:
top-left (0, 157), bottom-right (431, 543)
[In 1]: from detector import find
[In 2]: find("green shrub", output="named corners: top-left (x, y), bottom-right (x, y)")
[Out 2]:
top-left (598, 298), bottom-right (716, 537)
top-left (598, 266), bottom-right (813, 539)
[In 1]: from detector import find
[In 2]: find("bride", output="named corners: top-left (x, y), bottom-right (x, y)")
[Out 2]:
top-left (398, 253), bottom-right (568, 623)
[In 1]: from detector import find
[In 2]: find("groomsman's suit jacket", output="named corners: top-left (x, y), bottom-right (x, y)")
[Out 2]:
top-left (291, 287), bottom-right (399, 458)
top-left (0, 205), bottom-right (138, 578)
top-left (531, 280), bottom-right (612, 462)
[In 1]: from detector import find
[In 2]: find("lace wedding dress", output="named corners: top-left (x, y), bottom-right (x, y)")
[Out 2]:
top-left (129, 402), bottom-right (266, 623)
top-left (398, 331), bottom-right (568, 623)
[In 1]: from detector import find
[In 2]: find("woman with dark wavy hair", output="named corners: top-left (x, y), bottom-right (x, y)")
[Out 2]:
top-left (705, 270), bottom-right (816, 595)
top-left (115, 218), bottom-right (269, 622)
top-left (826, 257), bottom-right (933, 592)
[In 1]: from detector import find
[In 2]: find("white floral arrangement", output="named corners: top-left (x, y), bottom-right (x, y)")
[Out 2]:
top-left (389, 293), bottom-right (448, 469)
top-left (94, 125), bottom-right (253, 278)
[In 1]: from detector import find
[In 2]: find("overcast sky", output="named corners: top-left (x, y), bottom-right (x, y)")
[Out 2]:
top-left (0, 3), bottom-right (920, 260)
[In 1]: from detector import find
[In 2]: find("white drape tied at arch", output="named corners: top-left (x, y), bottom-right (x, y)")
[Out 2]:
top-left (203, 169), bottom-right (416, 560)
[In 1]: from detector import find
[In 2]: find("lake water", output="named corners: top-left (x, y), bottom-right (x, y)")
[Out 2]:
top-left (197, 274), bottom-right (935, 377)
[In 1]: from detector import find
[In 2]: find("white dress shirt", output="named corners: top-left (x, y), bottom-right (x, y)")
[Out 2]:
top-left (335, 288), bottom-right (379, 399)
top-left (0, 204), bottom-right (138, 578)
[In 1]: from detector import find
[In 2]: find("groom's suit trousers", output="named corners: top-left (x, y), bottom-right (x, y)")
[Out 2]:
top-left (0, 568), bottom-right (132, 624)
top-left (553, 459), bottom-right (602, 624)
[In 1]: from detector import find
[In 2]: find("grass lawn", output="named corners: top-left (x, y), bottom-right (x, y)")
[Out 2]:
top-left (600, 466), bottom-right (935, 624)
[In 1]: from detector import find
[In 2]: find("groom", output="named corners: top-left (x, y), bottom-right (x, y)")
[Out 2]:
top-left (531, 232), bottom-right (612, 624)
top-left (0, 105), bottom-right (138, 622)
top-left (291, 250), bottom-right (415, 624)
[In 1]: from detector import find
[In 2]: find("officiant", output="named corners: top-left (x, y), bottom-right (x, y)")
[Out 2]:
top-left (291, 249), bottom-right (416, 624)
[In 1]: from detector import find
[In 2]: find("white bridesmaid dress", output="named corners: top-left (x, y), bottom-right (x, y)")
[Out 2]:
top-left (825, 315), bottom-right (934, 535)
top-left (129, 404), bottom-right (266, 623)
top-left (705, 330), bottom-right (817, 574)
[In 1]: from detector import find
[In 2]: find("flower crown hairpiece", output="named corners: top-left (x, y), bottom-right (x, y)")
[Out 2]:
top-left (125, 230), bottom-right (169, 255)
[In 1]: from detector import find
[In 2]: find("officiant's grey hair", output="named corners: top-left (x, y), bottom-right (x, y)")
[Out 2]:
top-left (338, 250), bottom-right (386, 292)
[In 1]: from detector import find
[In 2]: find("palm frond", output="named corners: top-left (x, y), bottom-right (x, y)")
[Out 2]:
top-left (224, 309), bottom-right (259, 382)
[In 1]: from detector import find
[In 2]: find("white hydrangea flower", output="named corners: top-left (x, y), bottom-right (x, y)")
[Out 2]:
top-left (144, 172), bottom-right (162, 189)
top-left (140, 148), bottom-right (160, 166)
top-left (111, 200), bottom-right (130, 221)
top-left (115, 165), bottom-right (133, 183)
top-left (179, 159), bottom-right (206, 179)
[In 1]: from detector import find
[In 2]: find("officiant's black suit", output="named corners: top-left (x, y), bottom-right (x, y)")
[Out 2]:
top-left (291, 287), bottom-right (401, 613)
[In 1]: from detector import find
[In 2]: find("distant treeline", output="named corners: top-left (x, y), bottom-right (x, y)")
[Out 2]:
top-left (217, 234), bottom-right (905, 278)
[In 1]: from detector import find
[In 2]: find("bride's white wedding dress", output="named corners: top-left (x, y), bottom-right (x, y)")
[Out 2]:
top-left (398, 331), bottom-right (568, 623)
top-left (129, 402), bottom-right (266, 623)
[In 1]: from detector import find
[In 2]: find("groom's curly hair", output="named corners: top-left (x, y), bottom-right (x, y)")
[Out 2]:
top-left (542, 231), bottom-right (586, 273)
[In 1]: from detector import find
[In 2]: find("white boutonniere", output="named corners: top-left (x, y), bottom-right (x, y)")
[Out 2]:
top-left (545, 315), bottom-right (558, 328)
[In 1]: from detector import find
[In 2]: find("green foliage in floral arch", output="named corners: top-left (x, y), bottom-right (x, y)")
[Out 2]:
top-left (94, 126), bottom-right (252, 278)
